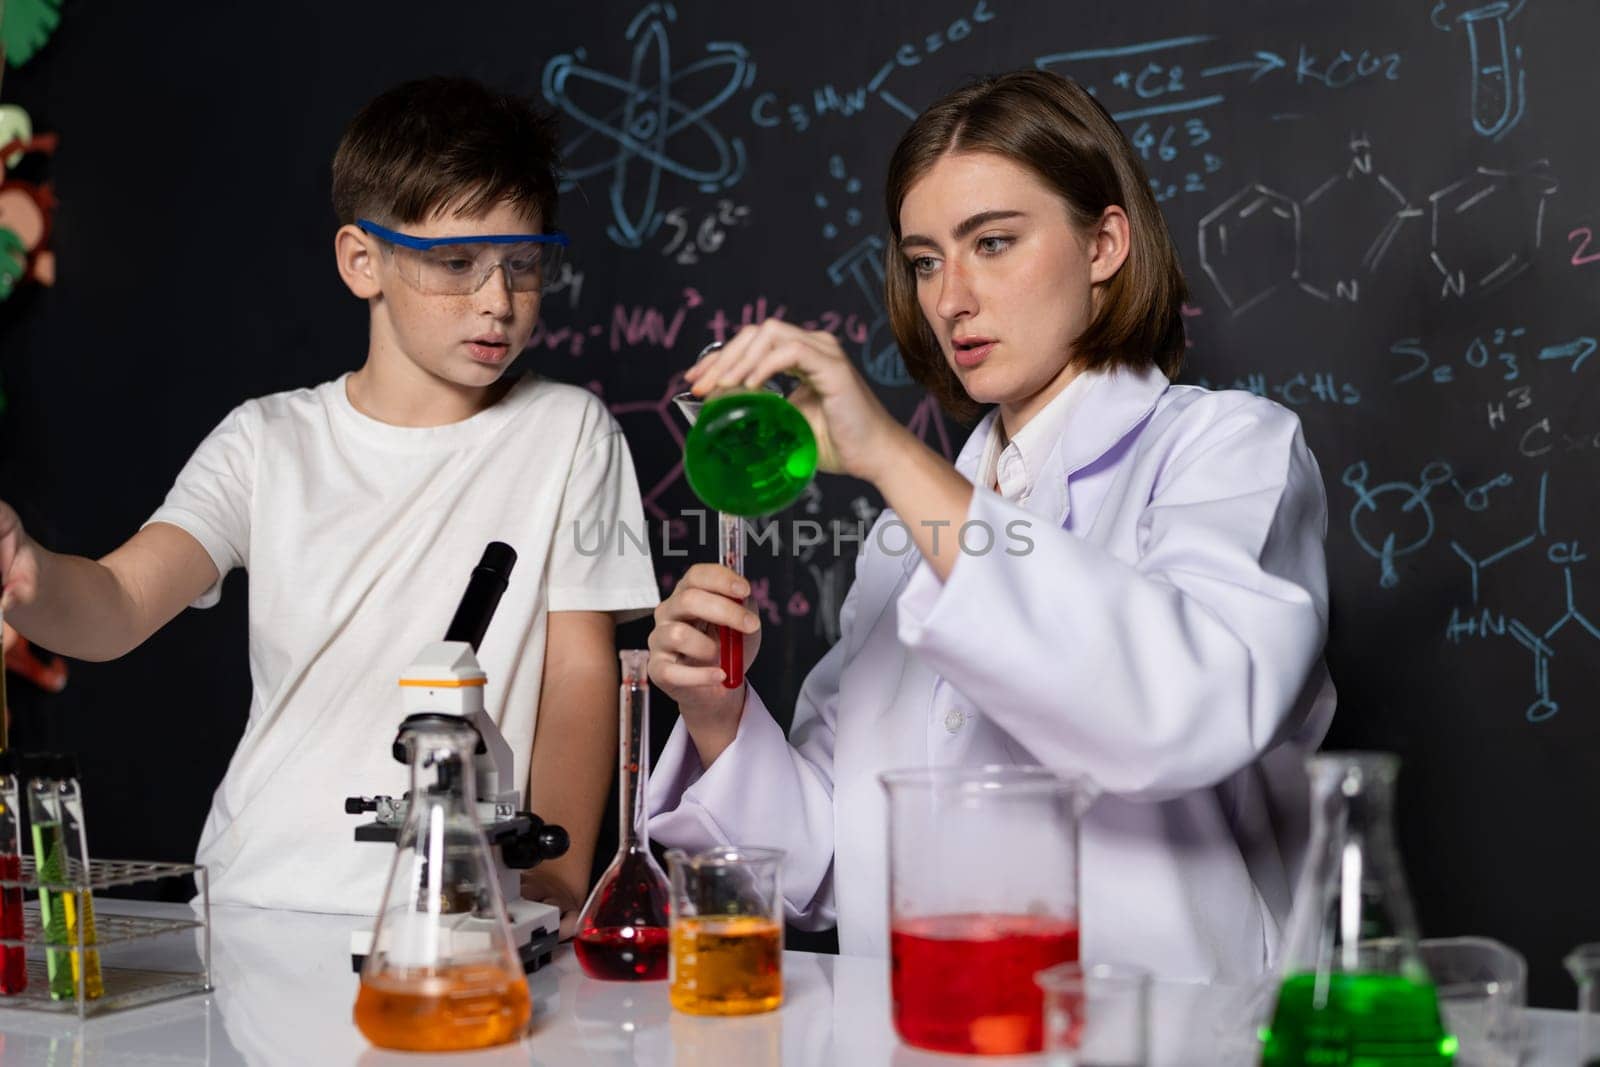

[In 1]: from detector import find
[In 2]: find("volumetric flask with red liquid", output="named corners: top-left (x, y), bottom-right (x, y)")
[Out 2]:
top-left (574, 650), bottom-right (671, 980)
top-left (879, 765), bottom-right (1093, 1056)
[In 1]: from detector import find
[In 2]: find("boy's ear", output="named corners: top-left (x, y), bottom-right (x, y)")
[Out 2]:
top-left (335, 224), bottom-right (382, 299)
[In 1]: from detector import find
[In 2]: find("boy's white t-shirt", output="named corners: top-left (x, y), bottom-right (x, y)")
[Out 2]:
top-left (146, 372), bottom-right (659, 913)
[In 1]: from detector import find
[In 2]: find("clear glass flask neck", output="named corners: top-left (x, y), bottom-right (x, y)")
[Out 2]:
top-left (618, 651), bottom-right (650, 853)
top-left (1281, 752), bottom-right (1425, 975)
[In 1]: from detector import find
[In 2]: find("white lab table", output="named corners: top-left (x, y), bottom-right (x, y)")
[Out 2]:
top-left (0, 902), bottom-right (1580, 1065)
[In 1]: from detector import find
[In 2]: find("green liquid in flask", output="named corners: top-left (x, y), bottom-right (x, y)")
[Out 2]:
top-left (1259, 972), bottom-right (1456, 1065)
top-left (684, 391), bottom-right (818, 517)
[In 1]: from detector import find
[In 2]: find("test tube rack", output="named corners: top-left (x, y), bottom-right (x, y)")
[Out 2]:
top-left (0, 857), bottom-right (210, 1018)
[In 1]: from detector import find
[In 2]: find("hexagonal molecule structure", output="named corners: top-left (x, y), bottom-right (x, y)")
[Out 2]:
top-left (1428, 161), bottom-right (1558, 299)
top-left (1198, 184), bottom-right (1301, 315)
top-left (1298, 140), bottom-right (1421, 303)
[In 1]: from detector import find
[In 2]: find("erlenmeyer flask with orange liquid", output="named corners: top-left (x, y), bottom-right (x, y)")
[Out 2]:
top-left (573, 650), bottom-right (671, 980)
top-left (354, 717), bottom-right (530, 1051)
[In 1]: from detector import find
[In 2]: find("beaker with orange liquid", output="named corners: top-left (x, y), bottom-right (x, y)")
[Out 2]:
top-left (354, 717), bottom-right (530, 1051)
top-left (666, 845), bottom-right (784, 1016)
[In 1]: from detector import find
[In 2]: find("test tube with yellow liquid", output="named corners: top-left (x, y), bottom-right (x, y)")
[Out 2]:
top-left (58, 760), bottom-right (103, 1000)
top-left (666, 845), bottom-right (785, 1016)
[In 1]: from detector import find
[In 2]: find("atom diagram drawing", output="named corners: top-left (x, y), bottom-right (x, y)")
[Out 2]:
top-left (542, 3), bottom-right (754, 249)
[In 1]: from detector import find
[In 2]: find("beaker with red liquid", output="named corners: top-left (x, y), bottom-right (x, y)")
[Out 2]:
top-left (574, 651), bottom-right (671, 980)
top-left (879, 766), bottom-right (1093, 1056)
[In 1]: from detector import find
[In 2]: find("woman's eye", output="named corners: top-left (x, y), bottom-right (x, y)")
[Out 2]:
top-left (911, 255), bottom-right (939, 277)
top-left (439, 258), bottom-right (474, 273)
top-left (977, 235), bottom-right (1012, 255)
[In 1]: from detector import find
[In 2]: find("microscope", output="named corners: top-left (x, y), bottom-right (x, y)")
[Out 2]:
top-left (345, 542), bottom-right (569, 973)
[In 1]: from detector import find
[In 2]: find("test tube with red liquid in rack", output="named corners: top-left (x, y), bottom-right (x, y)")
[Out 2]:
top-left (0, 751), bottom-right (24, 995)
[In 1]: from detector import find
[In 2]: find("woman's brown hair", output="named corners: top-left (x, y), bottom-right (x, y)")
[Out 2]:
top-left (884, 69), bottom-right (1188, 422)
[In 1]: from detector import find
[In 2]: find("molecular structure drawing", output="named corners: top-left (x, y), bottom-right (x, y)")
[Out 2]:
top-left (543, 3), bottom-right (755, 249)
top-left (1343, 460), bottom-right (1454, 589)
top-left (1444, 471), bottom-right (1599, 723)
top-left (1427, 161), bottom-right (1558, 298)
top-left (1198, 140), bottom-right (1557, 314)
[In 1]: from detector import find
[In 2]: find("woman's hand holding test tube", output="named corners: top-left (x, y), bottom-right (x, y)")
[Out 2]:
top-left (648, 563), bottom-right (762, 768)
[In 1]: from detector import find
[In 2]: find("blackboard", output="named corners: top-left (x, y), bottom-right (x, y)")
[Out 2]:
top-left (1, 0), bottom-right (1597, 1007)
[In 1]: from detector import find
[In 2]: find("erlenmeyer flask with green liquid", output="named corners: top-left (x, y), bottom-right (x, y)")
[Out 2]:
top-left (676, 345), bottom-right (818, 519)
top-left (1260, 753), bottom-right (1456, 1065)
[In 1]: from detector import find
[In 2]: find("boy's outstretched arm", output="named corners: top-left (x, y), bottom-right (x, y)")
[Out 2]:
top-left (0, 501), bottom-right (218, 662)
top-left (522, 609), bottom-right (620, 939)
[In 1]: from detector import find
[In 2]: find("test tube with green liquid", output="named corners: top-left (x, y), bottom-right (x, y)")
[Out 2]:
top-left (28, 763), bottom-right (75, 1000)
top-left (27, 755), bottom-right (101, 1001)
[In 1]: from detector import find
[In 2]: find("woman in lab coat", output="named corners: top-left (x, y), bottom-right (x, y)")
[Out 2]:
top-left (645, 69), bottom-right (1336, 983)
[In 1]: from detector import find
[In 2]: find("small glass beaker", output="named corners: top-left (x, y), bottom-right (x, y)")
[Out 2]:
top-left (1419, 937), bottom-right (1525, 1067)
top-left (1261, 753), bottom-right (1455, 1065)
top-left (354, 718), bottom-right (530, 1051)
top-left (665, 845), bottom-right (784, 1016)
top-left (1566, 943), bottom-right (1600, 1067)
top-left (1037, 961), bottom-right (1151, 1067)
top-left (879, 765), bottom-right (1093, 1056)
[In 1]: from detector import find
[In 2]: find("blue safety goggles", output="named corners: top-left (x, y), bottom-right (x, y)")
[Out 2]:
top-left (357, 218), bottom-right (570, 295)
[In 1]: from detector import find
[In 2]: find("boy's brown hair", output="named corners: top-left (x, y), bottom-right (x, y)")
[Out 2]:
top-left (332, 77), bottom-right (561, 230)
top-left (884, 69), bottom-right (1188, 422)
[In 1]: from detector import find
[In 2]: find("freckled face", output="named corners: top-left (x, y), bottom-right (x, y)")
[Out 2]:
top-left (370, 200), bottom-right (545, 389)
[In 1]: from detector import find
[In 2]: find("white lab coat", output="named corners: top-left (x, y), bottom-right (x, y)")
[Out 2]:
top-left (647, 364), bottom-right (1337, 982)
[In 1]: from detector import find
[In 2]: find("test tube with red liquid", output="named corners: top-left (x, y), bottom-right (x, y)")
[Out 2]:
top-left (719, 513), bottom-right (745, 689)
top-left (0, 752), bottom-right (25, 995)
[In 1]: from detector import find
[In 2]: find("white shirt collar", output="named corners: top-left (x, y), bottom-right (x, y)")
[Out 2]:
top-left (979, 370), bottom-right (1094, 504)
